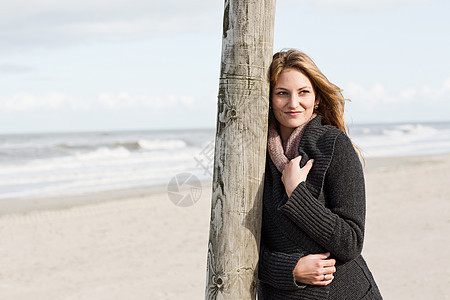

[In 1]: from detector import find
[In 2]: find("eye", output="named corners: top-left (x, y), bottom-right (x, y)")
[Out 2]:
top-left (300, 90), bottom-right (310, 94)
top-left (276, 91), bottom-right (287, 95)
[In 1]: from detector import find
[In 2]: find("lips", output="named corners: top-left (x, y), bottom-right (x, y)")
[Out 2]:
top-left (285, 111), bottom-right (302, 116)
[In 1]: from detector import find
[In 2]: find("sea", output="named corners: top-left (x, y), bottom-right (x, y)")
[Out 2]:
top-left (1, 121), bottom-right (450, 200)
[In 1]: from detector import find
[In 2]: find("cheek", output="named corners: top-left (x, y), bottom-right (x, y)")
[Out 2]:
top-left (305, 97), bottom-right (316, 110)
top-left (271, 99), bottom-right (284, 113)
top-left (272, 108), bottom-right (283, 120)
top-left (271, 104), bottom-right (285, 123)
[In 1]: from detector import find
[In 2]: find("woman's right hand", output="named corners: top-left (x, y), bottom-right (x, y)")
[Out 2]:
top-left (293, 252), bottom-right (336, 286)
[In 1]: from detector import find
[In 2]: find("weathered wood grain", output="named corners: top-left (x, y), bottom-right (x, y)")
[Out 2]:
top-left (205, 0), bottom-right (276, 299)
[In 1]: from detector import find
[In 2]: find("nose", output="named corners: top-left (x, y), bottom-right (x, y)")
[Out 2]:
top-left (287, 94), bottom-right (299, 109)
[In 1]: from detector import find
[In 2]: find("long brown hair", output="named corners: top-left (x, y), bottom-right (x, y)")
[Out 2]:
top-left (269, 49), bottom-right (363, 159)
top-left (269, 49), bottom-right (348, 134)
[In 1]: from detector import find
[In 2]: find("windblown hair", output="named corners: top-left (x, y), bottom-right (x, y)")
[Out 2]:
top-left (268, 49), bottom-right (364, 160)
top-left (269, 49), bottom-right (348, 134)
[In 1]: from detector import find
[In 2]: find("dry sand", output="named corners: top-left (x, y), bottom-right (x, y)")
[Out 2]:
top-left (0, 153), bottom-right (449, 299)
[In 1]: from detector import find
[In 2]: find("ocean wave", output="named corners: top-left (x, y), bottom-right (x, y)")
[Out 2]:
top-left (56, 143), bottom-right (91, 149)
top-left (360, 140), bottom-right (450, 157)
top-left (353, 123), bottom-right (450, 157)
top-left (0, 146), bottom-right (198, 176)
top-left (0, 151), bottom-right (204, 199)
top-left (0, 161), bottom-right (199, 199)
top-left (130, 139), bottom-right (187, 150)
top-left (53, 139), bottom-right (188, 152)
top-left (381, 124), bottom-right (438, 137)
top-left (2, 124), bottom-right (450, 199)
top-left (74, 147), bottom-right (131, 161)
top-left (87, 139), bottom-right (187, 151)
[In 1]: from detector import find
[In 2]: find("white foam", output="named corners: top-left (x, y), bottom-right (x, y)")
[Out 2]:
top-left (381, 124), bottom-right (438, 138)
top-left (0, 143), bottom-right (208, 199)
top-left (137, 139), bottom-right (187, 150)
top-left (353, 123), bottom-right (450, 157)
top-left (1, 124), bottom-right (449, 199)
top-left (74, 147), bottom-right (131, 161)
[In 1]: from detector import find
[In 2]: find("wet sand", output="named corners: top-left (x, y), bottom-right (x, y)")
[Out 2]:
top-left (0, 154), bottom-right (449, 299)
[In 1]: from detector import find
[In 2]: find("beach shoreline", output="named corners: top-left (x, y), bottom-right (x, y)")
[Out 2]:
top-left (2, 152), bottom-right (448, 215)
top-left (0, 179), bottom-right (213, 216)
top-left (0, 153), bottom-right (449, 299)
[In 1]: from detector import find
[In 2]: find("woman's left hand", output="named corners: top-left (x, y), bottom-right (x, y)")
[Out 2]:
top-left (281, 156), bottom-right (314, 197)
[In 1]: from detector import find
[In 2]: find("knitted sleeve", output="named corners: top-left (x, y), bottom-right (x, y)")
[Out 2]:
top-left (258, 243), bottom-right (307, 290)
top-left (278, 133), bottom-right (365, 262)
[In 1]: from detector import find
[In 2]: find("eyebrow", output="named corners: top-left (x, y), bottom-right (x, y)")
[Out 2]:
top-left (274, 86), bottom-right (311, 90)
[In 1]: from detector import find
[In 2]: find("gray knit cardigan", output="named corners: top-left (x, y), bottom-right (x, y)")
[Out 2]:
top-left (258, 116), bottom-right (382, 299)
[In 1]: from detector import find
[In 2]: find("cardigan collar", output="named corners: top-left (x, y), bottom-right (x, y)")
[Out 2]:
top-left (263, 115), bottom-right (342, 251)
top-left (268, 115), bottom-right (341, 198)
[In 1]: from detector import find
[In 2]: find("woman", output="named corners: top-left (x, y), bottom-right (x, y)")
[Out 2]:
top-left (258, 49), bottom-right (382, 299)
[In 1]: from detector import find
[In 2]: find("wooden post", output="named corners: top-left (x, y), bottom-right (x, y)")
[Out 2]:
top-left (205, 0), bottom-right (276, 299)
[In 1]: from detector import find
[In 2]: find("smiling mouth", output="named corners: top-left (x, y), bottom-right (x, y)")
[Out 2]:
top-left (285, 111), bottom-right (302, 116)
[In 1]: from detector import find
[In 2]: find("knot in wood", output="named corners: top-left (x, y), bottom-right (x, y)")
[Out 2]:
top-left (229, 108), bottom-right (237, 119)
top-left (214, 276), bottom-right (224, 289)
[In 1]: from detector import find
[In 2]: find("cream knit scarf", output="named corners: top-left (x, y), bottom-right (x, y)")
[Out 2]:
top-left (267, 114), bottom-right (317, 173)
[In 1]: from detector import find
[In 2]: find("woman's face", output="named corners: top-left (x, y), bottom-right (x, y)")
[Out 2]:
top-left (271, 68), bottom-right (319, 140)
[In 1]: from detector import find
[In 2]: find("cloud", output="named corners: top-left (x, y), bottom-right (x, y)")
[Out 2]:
top-left (421, 78), bottom-right (450, 101)
top-left (0, 0), bottom-right (219, 25)
top-left (280, 0), bottom-right (437, 11)
top-left (344, 78), bottom-right (450, 106)
top-left (55, 13), bottom-right (218, 41)
top-left (0, 0), bottom-right (222, 52)
top-left (1, 0), bottom-right (437, 52)
top-left (0, 63), bottom-right (36, 73)
top-left (0, 92), bottom-right (89, 111)
top-left (98, 93), bottom-right (196, 109)
top-left (0, 91), bottom-right (197, 111)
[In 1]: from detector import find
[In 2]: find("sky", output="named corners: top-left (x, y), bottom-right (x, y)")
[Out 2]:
top-left (0, 0), bottom-right (449, 133)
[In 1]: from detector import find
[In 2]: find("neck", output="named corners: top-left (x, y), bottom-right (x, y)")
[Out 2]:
top-left (279, 126), bottom-right (294, 145)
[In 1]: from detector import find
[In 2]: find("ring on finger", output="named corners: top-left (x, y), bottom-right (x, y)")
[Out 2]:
top-left (323, 274), bottom-right (327, 281)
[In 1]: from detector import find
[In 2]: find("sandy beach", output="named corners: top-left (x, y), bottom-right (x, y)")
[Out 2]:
top-left (0, 153), bottom-right (449, 299)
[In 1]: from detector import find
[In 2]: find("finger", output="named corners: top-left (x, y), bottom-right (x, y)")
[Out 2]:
top-left (321, 258), bottom-right (336, 267)
top-left (313, 275), bottom-right (334, 286)
top-left (290, 155), bottom-right (302, 165)
top-left (293, 155), bottom-right (302, 162)
top-left (322, 266), bottom-right (337, 274)
top-left (310, 252), bottom-right (330, 260)
top-left (301, 159), bottom-right (314, 171)
top-left (323, 279), bottom-right (334, 286)
top-left (324, 276), bottom-right (334, 286)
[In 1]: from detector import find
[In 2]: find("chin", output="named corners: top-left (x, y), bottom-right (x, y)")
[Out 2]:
top-left (287, 120), bottom-right (307, 128)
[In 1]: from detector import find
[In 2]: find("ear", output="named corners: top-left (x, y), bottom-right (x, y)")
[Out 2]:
top-left (314, 95), bottom-right (320, 106)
